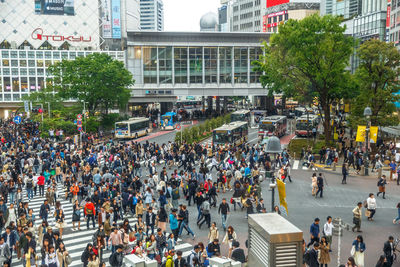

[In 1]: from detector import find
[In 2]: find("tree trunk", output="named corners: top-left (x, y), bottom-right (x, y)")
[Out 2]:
top-left (323, 103), bottom-right (331, 145)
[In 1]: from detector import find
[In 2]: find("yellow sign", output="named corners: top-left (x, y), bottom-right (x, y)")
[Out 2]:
top-left (356, 125), bottom-right (379, 143)
top-left (344, 104), bottom-right (350, 113)
top-left (276, 179), bottom-right (288, 215)
top-left (370, 126), bottom-right (378, 143)
top-left (356, 125), bottom-right (366, 142)
top-left (262, 121), bottom-right (273, 124)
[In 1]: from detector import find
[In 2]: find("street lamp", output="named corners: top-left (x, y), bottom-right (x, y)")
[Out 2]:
top-left (264, 136), bottom-right (282, 211)
top-left (363, 107), bottom-right (372, 176)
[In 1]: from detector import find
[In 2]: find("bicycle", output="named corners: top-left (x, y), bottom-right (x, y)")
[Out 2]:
top-left (392, 237), bottom-right (400, 262)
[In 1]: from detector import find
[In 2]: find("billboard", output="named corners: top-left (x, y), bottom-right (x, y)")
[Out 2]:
top-left (34, 0), bottom-right (75, 16)
top-left (102, 0), bottom-right (112, 38)
top-left (111, 0), bottom-right (121, 39)
top-left (267, 0), bottom-right (289, 8)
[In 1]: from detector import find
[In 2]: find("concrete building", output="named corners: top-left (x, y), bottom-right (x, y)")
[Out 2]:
top-left (388, 0), bottom-right (399, 47)
top-left (231, 0), bottom-right (266, 32)
top-left (320, 0), bottom-right (361, 18)
top-left (125, 31), bottom-right (270, 112)
top-left (140, 0), bottom-right (164, 31)
top-left (262, 0), bottom-right (320, 33)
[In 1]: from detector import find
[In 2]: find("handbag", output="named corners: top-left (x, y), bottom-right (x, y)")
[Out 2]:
top-left (66, 254), bottom-right (72, 265)
top-left (365, 210), bottom-right (371, 217)
top-left (350, 245), bottom-right (355, 256)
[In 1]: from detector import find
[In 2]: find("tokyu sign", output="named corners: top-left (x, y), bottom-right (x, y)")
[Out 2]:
top-left (31, 28), bottom-right (91, 42)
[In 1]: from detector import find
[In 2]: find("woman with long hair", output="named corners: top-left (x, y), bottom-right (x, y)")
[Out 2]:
top-left (223, 226), bottom-right (237, 258)
top-left (72, 200), bottom-right (81, 231)
top-left (351, 235), bottom-right (365, 267)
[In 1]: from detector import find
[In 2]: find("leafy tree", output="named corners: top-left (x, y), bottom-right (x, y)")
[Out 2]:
top-left (254, 15), bottom-right (355, 143)
top-left (22, 86), bottom-right (63, 114)
top-left (350, 39), bottom-right (400, 127)
top-left (48, 53), bottom-right (134, 115)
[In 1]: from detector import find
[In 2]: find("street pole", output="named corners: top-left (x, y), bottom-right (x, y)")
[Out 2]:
top-left (364, 120), bottom-right (370, 176)
top-left (337, 218), bottom-right (341, 266)
top-left (83, 102), bottom-right (87, 133)
top-left (271, 175), bottom-right (275, 211)
top-left (46, 102), bottom-right (51, 118)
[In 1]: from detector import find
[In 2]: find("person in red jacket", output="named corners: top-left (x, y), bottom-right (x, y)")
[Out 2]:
top-left (37, 173), bottom-right (45, 196)
top-left (84, 198), bottom-right (96, 229)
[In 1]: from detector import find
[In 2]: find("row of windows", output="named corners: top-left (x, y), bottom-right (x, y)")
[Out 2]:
top-left (240, 22), bottom-right (253, 29)
top-left (267, 13), bottom-right (288, 24)
top-left (240, 2), bottom-right (254, 10)
top-left (389, 30), bottom-right (400, 43)
top-left (240, 12), bottom-right (253, 20)
top-left (0, 50), bottom-right (124, 60)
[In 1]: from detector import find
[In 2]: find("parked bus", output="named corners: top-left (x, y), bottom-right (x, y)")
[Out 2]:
top-left (115, 117), bottom-right (151, 139)
top-left (295, 115), bottom-right (319, 137)
top-left (213, 121), bottom-right (249, 146)
top-left (231, 110), bottom-right (250, 122)
top-left (251, 110), bottom-right (268, 125)
top-left (161, 112), bottom-right (177, 130)
top-left (259, 115), bottom-right (288, 139)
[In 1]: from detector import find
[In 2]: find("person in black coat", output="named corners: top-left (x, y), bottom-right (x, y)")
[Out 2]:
top-left (81, 243), bottom-right (93, 267)
top-left (230, 241), bottom-right (246, 263)
top-left (342, 163), bottom-right (348, 184)
top-left (145, 207), bottom-right (156, 235)
top-left (304, 242), bottom-right (320, 267)
top-left (174, 250), bottom-right (188, 267)
top-left (383, 236), bottom-right (395, 266)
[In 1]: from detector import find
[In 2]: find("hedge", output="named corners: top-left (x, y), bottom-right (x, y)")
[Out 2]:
top-left (288, 138), bottom-right (338, 159)
top-left (175, 113), bottom-right (231, 145)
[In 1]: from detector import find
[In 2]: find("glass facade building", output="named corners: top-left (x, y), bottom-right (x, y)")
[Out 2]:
top-left (0, 50), bottom-right (125, 102)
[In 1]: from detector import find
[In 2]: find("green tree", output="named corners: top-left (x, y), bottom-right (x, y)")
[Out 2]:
top-left (22, 86), bottom-right (63, 115)
top-left (254, 15), bottom-right (355, 143)
top-left (48, 53), bottom-right (134, 115)
top-left (350, 39), bottom-right (400, 127)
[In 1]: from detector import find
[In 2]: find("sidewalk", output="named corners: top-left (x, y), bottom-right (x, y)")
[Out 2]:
top-left (313, 161), bottom-right (391, 179)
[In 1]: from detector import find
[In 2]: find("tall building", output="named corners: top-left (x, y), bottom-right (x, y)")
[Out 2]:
top-left (140, 0), bottom-right (164, 31)
top-left (231, 0), bottom-right (266, 32)
top-left (352, 0), bottom-right (387, 42)
top-left (320, 0), bottom-right (361, 18)
top-left (388, 0), bottom-right (399, 47)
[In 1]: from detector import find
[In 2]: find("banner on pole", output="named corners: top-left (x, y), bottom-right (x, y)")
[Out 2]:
top-left (356, 125), bottom-right (366, 142)
top-left (276, 178), bottom-right (288, 215)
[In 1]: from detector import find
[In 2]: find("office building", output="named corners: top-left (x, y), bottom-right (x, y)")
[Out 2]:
top-left (140, 0), bottom-right (164, 31)
top-left (231, 0), bottom-right (266, 32)
top-left (388, 0), bottom-right (399, 47)
top-left (320, 0), bottom-right (361, 18)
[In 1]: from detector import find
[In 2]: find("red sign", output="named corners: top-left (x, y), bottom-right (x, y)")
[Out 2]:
top-left (38, 108), bottom-right (43, 113)
top-left (31, 28), bottom-right (91, 42)
top-left (267, 0), bottom-right (289, 8)
top-left (267, 10), bottom-right (288, 18)
top-left (386, 6), bottom-right (391, 28)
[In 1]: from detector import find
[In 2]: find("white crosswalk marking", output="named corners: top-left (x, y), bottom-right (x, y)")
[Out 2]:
top-left (291, 160), bottom-right (318, 171)
top-left (8, 184), bottom-right (194, 267)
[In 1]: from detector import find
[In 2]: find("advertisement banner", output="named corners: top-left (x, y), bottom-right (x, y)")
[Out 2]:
top-left (267, 0), bottom-right (289, 8)
top-left (356, 125), bottom-right (366, 142)
top-left (276, 179), bottom-right (288, 215)
top-left (386, 5), bottom-right (391, 28)
top-left (102, 0), bottom-right (112, 38)
top-left (36, 0), bottom-right (75, 16)
top-left (370, 126), bottom-right (378, 143)
top-left (111, 0), bottom-right (121, 39)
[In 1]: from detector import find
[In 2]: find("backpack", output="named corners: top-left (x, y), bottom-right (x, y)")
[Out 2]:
top-left (85, 206), bottom-right (93, 215)
top-left (187, 251), bottom-right (198, 264)
top-left (172, 188), bottom-right (180, 200)
top-left (303, 249), bottom-right (311, 264)
top-left (363, 200), bottom-right (368, 209)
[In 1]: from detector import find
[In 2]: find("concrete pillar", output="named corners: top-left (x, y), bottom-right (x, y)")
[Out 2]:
top-left (216, 96), bottom-right (220, 115)
top-left (223, 97), bottom-right (228, 114)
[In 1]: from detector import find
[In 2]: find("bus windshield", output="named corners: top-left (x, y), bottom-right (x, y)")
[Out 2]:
top-left (296, 122), bottom-right (309, 130)
top-left (213, 132), bottom-right (231, 143)
top-left (115, 123), bottom-right (128, 131)
top-left (260, 124), bottom-right (275, 132)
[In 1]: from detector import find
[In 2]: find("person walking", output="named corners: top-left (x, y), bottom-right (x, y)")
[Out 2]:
top-left (342, 163), bottom-right (348, 184)
top-left (315, 173), bottom-right (324, 198)
top-left (377, 175), bottom-right (387, 199)
top-left (392, 202), bottom-right (400, 224)
top-left (323, 216), bottom-right (333, 252)
top-left (311, 173), bottom-right (318, 196)
top-left (352, 202), bottom-right (362, 232)
top-left (351, 235), bottom-right (365, 267)
top-left (383, 236), bottom-right (395, 266)
top-left (319, 236), bottom-right (330, 267)
top-left (208, 222), bottom-right (219, 244)
top-left (84, 198), bottom-right (96, 230)
top-left (218, 198), bottom-right (230, 231)
top-left (304, 242), bottom-right (320, 267)
top-left (307, 218), bottom-right (320, 248)
top-left (366, 193), bottom-right (377, 221)
top-left (169, 208), bottom-right (179, 241)
top-left (223, 226), bottom-right (237, 258)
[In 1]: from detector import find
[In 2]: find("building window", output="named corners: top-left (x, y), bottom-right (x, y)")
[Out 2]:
top-left (204, 47), bottom-right (217, 84)
top-left (158, 47), bottom-right (172, 84)
top-left (219, 47), bottom-right (232, 83)
top-left (234, 47), bottom-right (248, 83)
top-left (143, 47), bottom-right (157, 84)
top-left (174, 47), bottom-right (188, 84)
top-left (189, 47), bottom-right (202, 84)
top-left (250, 47), bottom-right (263, 83)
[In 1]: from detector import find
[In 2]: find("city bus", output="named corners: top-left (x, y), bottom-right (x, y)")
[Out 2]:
top-left (230, 110), bottom-right (250, 122)
top-left (212, 121), bottom-right (249, 146)
top-left (295, 115), bottom-right (319, 137)
top-left (115, 117), bottom-right (151, 139)
top-left (251, 110), bottom-right (268, 125)
top-left (259, 115), bottom-right (287, 139)
top-left (176, 100), bottom-right (202, 110)
top-left (161, 112), bottom-right (177, 130)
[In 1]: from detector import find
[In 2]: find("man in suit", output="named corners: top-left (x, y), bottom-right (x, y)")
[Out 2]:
top-left (384, 236), bottom-right (395, 266)
top-left (230, 241), bottom-right (246, 263)
top-left (145, 207), bottom-right (156, 235)
top-left (256, 198), bottom-right (266, 213)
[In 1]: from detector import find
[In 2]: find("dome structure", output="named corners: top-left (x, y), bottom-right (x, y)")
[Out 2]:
top-left (200, 12), bottom-right (218, 31)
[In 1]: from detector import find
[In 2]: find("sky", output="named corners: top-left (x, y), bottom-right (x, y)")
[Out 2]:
top-left (164, 0), bottom-right (220, 32)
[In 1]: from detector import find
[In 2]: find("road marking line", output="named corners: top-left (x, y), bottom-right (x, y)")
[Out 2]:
top-left (293, 160), bottom-right (299, 169)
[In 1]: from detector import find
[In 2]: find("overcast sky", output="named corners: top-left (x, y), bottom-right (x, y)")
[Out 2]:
top-left (164, 0), bottom-right (220, 32)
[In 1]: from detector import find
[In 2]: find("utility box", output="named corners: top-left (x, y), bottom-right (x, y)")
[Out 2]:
top-left (123, 254), bottom-right (145, 267)
top-left (248, 213), bottom-right (303, 267)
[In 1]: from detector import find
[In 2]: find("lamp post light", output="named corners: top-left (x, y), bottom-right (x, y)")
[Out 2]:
top-left (363, 107), bottom-right (372, 176)
top-left (264, 136), bottom-right (282, 211)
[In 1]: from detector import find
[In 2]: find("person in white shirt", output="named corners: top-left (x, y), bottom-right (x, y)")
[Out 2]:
top-left (323, 216), bottom-right (334, 251)
top-left (367, 193), bottom-right (377, 221)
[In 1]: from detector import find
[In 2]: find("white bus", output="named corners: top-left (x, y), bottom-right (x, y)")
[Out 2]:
top-left (231, 110), bottom-right (251, 122)
top-left (295, 115), bottom-right (319, 137)
top-left (213, 121), bottom-right (249, 146)
top-left (115, 117), bottom-right (151, 139)
top-left (259, 115), bottom-right (287, 139)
